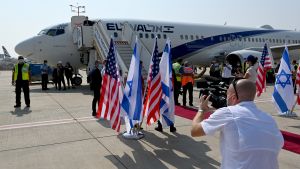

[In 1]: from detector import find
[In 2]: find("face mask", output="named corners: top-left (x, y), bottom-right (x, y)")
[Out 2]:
top-left (98, 65), bottom-right (102, 70)
top-left (18, 59), bottom-right (24, 64)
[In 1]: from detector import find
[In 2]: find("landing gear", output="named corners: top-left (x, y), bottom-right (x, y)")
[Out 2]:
top-left (72, 74), bottom-right (83, 86)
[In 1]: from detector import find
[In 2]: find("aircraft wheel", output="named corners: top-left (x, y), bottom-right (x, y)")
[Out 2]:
top-left (73, 76), bottom-right (82, 86)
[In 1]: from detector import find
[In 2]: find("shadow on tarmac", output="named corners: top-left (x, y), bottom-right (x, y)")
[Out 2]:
top-left (10, 107), bottom-right (32, 117)
top-left (105, 130), bottom-right (220, 169)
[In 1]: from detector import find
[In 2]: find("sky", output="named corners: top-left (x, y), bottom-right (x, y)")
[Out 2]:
top-left (1, 0), bottom-right (300, 57)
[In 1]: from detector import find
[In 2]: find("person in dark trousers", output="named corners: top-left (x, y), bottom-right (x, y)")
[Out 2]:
top-left (12, 56), bottom-right (31, 108)
top-left (52, 65), bottom-right (58, 89)
top-left (40, 60), bottom-right (50, 90)
top-left (90, 60), bottom-right (102, 116)
top-left (172, 59), bottom-right (183, 105)
top-left (180, 61), bottom-right (194, 107)
top-left (57, 61), bottom-right (66, 90)
top-left (64, 62), bottom-right (74, 89)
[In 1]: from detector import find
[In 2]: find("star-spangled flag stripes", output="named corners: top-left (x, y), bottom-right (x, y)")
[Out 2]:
top-left (272, 46), bottom-right (295, 115)
top-left (256, 43), bottom-right (272, 97)
top-left (96, 38), bottom-right (122, 132)
top-left (143, 37), bottom-right (162, 125)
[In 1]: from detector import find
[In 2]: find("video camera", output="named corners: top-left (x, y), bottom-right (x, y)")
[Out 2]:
top-left (197, 77), bottom-right (228, 109)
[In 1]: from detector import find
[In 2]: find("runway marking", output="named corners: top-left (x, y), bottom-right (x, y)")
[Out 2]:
top-left (0, 116), bottom-right (97, 131)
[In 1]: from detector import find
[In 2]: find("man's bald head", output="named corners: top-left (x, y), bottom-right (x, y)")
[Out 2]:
top-left (234, 79), bottom-right (256, 102)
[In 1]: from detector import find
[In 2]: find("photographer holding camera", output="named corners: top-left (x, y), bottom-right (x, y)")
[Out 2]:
top-left (191, 79), bottom-right (284, 169)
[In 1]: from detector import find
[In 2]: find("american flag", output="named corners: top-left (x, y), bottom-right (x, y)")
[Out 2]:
top-left (256, 43), bottom-right (272, 97)
top-left (143, 38), bottom-right (162, 125)
top-left (296, 64), bottom-right (300, 105)
top-left (96, 38), bottom-right (121, 132)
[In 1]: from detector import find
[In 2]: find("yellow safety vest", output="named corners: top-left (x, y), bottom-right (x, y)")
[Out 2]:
top-left (173, 62), bottom-right (181, 81)
top-left (14, 63), bottom-right (30, 81)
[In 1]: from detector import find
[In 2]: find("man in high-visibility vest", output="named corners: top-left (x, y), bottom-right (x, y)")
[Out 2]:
top-left (180, 61), bottom-right (194, 107)
top-left (12, 56), bottom-right (31, 108)
top-left (172, 59), bottom-right (183, 105)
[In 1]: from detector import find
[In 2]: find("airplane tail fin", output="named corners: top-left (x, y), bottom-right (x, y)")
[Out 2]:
top-left (2, 46), bottom-right (11, 58)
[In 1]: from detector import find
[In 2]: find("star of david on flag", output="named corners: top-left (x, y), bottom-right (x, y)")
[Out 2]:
top-left (272, 46), bottom-right (295, 115)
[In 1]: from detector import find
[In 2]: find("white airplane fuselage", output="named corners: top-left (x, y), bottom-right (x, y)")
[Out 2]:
top-left (15, 18), bottom-right (300, 69)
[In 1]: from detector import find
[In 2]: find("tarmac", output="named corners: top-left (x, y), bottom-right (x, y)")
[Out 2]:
top-left (0, 70), bottom-right (299, 169)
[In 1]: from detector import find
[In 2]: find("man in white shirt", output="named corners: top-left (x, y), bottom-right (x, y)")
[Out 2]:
top-left (191, 79), bottom-right (284, 169)
top-left (221, 61), bottom-right (233, 85)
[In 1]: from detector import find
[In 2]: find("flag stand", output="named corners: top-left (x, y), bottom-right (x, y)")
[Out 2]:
top-left (122, 128), bottom-right (144, 140)
top-left (122, 117), bottom-right (144, 140)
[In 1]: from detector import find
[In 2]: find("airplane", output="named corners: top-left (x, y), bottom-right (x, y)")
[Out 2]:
top-left (2, 46), bottom-right (12, 58)
top-left (15, 16), bottom-right (300, 85)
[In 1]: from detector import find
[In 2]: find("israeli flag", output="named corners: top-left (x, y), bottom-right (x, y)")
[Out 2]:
top-left (272, 46), bottom-right (295, 115)
top-left (159, 39), bottom-right (175, 127)
top-left (121, 37), bottom-right (143, 130)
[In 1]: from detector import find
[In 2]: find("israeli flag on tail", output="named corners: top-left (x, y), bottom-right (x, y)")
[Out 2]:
top-left (159, 39), bottom-right (175, 127)
top-left (272, 46), bottom-right (295, 115)
top-left (121, 37), bottom-right (143, 131)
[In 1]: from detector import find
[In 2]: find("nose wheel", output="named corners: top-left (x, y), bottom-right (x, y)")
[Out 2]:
top-left (72, 74), bottom-right (82, 86)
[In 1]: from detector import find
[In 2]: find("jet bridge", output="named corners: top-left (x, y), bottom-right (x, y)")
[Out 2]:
top-left (71, 16), bottom-right (150, 81)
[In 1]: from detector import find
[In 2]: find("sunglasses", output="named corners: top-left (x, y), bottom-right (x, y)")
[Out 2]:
top-left (231, 78), bottom-right (244, 99)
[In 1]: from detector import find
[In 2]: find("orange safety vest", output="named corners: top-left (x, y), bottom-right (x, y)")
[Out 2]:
top-left (181, 66), bottom-right (194, 86)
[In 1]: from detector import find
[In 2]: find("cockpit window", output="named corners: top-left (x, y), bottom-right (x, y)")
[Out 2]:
top-left (46, 29), bottom-right (57, 36)
top-left (38, 29), bottom-right (48, 35)
top-left (38, 29), bottom-right (65, 36)
top-left (56, 29), bottom-right (65, 35)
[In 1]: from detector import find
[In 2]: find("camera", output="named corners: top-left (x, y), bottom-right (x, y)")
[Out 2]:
top-left (197, 78), bottom-right (228, 109)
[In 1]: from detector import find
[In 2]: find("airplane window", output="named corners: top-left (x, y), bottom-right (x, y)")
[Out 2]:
top-left (185, 35), bottom-right (188, 40)
top-left (211, 37), bottom-right (214, 41)
top-left (151, 34), bottom-right (155, 39)
top-left (196, 35), bottom-right (199, 39)
top-left (201, 35), bottom-right (204, 40)
top-left (273, 39), bottom-right (275, 43)
top-left (180, 35), bottom-right (184, 40)
top-left (139, 33), bottom-right (143, 38)
top-left (269, 39), bottom-right (272, 43)
top-left (238, 36), bottom-right (242, 41)
top-left (276, 39), bottom-right (279, 43)
top-left (279, 39), bottom-right (282, 43)
top-left (190, 35), bottom-right (194, 40)
top-left (283, 39), bottom-right (285, 43)
top-left (145, 34), bottom-right (149, 39)
top-left (252, 38), bottom-right (254, 42)
top-left (114, 32), bottom-right (118, 38)
top-left (56, 29), bottom-right (65, 36)
top-left (219, 37), bottom-right (223, 41)
top-left (248, 38), bottom-right (251, 42)
top-left (258, 38), bottom-right (261, 42)
top-left (255, 38), bottom-right (258, 42)
top-left (38, 29), bottom-right (48, 35)
top-left (157, 34), bottom-right (161, 39)
top-left (163, 34), bottom-right (167, 39)
top-left (46, 29), bottom-right (57, 36)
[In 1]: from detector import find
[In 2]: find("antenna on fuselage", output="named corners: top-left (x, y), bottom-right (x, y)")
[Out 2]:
top-left (70, 4), bottom-right (85, 16)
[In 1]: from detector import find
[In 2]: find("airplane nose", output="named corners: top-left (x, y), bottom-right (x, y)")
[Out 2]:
top-left (15, 39), bottom-right (34, 57)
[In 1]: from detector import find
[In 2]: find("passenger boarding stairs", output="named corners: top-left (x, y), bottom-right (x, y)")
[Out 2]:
top-left (71, 16), bottom-right (150, 79)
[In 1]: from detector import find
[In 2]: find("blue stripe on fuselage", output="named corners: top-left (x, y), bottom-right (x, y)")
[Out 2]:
top-left (171, 30), bottom-right (284, 60)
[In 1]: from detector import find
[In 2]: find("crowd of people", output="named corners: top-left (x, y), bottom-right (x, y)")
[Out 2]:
top-left (11, 55), bottom-right (287, 168)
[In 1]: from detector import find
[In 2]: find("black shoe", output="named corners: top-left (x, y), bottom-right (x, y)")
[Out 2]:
top-left (189, 103), bottom-right (194, 107)
top-left (175, 102), bottom-right (181, 106)
top-left (92, 112), bottom-right (96, 116)
top-left (155, 121), bottom-right (163, 132)
top-left (155, 126), bottom-right (163, 132)
top-left (14, 105), bottom-right (21, 108)
top-left (170, 125), bottom-right (177, 132)
top-left (183, 104), bottom-right (186, 107)
top-left (26, 105), bottom-right (30, 108)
